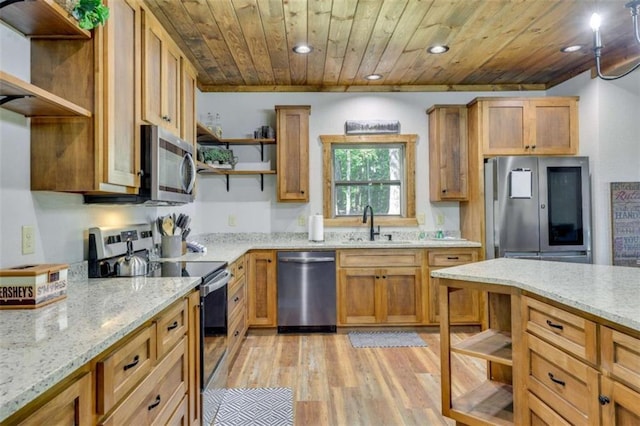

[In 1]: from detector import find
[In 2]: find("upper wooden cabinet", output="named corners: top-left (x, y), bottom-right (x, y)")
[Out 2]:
top-left (141, 6), bottom-right (181, 136)
top-left (471, 97), bottom-right (578, 156)
top-left (181, 59), bottom-right (197, 147)
top-left (427, 105), bottom-right (468, 201)
top-left (30, 0), bottom-right (142, 193)
top-left (276, 105), bottom-right (310, 202)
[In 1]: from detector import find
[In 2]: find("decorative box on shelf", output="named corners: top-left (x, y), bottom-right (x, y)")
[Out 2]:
top-left (0, 264), bottom-right (68, 309)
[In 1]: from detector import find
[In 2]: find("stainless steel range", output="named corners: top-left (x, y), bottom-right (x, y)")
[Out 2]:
top-left (87, 224), bottom-right (230, 420)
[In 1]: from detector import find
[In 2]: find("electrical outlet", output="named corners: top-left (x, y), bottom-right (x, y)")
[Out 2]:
top-left (228, 215), bottom-right (237, 227)
top-left (297, 215), bottom-right (306, 226)
top-left (22, 225), bottom-right (35, 255)
top-left (436, 213), bottom-right (445, 226)
top-left (417, 213), bottom-right (425, 225)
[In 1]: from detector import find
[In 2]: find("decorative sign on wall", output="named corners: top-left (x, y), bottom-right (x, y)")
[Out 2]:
top-left (610, 182), bottom-right (640, 267)
top-left (345, 120), bottom-right (400, 135)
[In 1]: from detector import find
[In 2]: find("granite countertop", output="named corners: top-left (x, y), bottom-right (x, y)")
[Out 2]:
top-left (431, 258), bottom-right (640, 332)
top-left (0, 275), bottom-right (200, 422)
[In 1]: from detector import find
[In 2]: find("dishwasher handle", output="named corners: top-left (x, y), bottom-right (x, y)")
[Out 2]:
top-left (279, 256), bottom-right (335, 264)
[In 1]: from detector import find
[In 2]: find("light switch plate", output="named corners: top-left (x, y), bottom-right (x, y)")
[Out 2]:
top-left (228, 215), bottom-right (237, 227)
top-left (297, 215), bottom-right (306, 226)
top-left (22, 225), bottom-right (35, 255)
top-left (417, 213), bottom-right (425, 225)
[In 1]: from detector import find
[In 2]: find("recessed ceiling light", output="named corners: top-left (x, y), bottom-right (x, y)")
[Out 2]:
top-left (292, 44), bottom-right (313, 54)
top-left (427, 45), bottom-right (449, 54)
top-left (365, 74), bottom-right (383, 80)
top-left (561, 45), bottom-right (583, 53)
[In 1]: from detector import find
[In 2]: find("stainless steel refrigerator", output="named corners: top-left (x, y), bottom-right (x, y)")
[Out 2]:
top-left (485, 156), bottom-right (592, 263)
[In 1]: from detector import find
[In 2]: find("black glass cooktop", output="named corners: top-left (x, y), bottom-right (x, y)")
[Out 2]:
top-left (146, 261), bottom-right (227, 280)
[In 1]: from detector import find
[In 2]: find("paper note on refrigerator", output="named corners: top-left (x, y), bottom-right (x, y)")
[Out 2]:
top-left (510, 169), bottom-right (532, 198)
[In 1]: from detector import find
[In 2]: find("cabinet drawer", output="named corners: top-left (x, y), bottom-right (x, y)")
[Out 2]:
top-left (156, 298), bottom-right (188, 359)
top-left (97, 323), bottom-right (157, 415)
top-left (525, 333), bottom-right (599, 425)
top-left (166, 394), bottom-right (188, 426)
top-left (228, 276), bottom-right (246, 317)
top-left (522, 296), bottom-right (597, 364)
top-left (338, 249), bottom-right (422, 267)
top-left (526, 392), bottom-right (571, 426)
top-left (427, 250), bottom-right (477, 266)
top-left (601, 326), bottom-right (640, 391)
top-left (232, 256), bottom-right (246, 281)
top-left (100, 337), bottom-right (188, 426)
top-left (227, 308), bottom-right (247, 366)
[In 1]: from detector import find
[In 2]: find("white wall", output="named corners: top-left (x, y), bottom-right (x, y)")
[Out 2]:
top-left (195, 90), bottom-right (542, 235)
top-left (548, 70), bottom-right (640, 264)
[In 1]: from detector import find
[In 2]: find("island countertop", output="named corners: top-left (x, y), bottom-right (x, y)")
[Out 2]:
top-left (0, 275), bottom-right (200, 423)
top-left (431, 258), bottom-right (640, 333)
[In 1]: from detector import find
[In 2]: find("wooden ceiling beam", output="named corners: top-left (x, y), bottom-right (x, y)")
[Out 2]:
top-left (198, 83), bottom-right (547, 92)
top-left (322, 0), bottom-right (358, 85)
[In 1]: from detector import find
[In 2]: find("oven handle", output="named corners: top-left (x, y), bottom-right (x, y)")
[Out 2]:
top-left (200, 269), bottom-right (231, 297)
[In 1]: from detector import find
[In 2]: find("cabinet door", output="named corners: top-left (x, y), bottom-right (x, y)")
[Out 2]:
top-left (481, 99), bottom-right (529, 155)
top-left (382, 267), bottom-right (422, 324)
top-left (429, 267), bottom-right (482, 324)
top-left (428, 106), bottom-right (468, 201)
top-left (141, 7), bottom-right (163, 127)
top-left (337, 268), bottom-right (379, 325)
top-left (530, 98), bottom-right (578, 155)
top-left (247, 251), bottom-right (277, 327)
top-left (163, 40), bottom-right (181, 135)
top-left (101, 0), bottom-right (141, 189)
top-left (181, 59), bottom-right (197, 146)
top-left (187, 291), bottom-right (201, 426)
top-left (17, 372), bottom-right (92, 425)
top-left (600, 376), bottom-right (640, 425)
top-left (276, 105), bottom-right (310, 202)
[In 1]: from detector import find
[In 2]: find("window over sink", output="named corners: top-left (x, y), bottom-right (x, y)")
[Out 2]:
top-left (321, 134), bottom-right (417, 227)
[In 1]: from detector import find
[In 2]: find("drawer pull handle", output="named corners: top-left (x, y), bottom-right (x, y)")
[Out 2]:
top-left (148, 395), bottom-right (161, 411)
top-left (238, 265), bottom-right (243, 270)
top-left (234, 296), bottom-right (240, 302)
top-left (446, 256), bottom-right (459, 260)
top-left (167, 321), bottom-right (179, 331)
top-left (234, 330), bottom-right (240, 337)
top-left (599, 395), bottom-right (611, 405)
top-left (546, 320), bottom-right (564, 330)
top-left (548, 373), bottom-right (565, 386)
top-left (123, 355), bottom-right (140, 371)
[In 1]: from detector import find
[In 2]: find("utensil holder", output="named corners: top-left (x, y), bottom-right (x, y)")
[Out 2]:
top-left (161, 235), bottom-right (182, 258)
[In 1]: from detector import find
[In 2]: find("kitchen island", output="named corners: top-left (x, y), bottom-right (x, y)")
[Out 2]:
top-left (432, 258), bottom-right (640, 425)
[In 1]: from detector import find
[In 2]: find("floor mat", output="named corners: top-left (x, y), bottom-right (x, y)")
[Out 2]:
top-left (348, 331), bottom-right (428, 348)
top-left (212, 387), bottom-right (293, 426)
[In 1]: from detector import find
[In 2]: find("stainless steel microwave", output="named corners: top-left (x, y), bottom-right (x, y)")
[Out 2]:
top-left (84, 125), bottom-right (196, 205)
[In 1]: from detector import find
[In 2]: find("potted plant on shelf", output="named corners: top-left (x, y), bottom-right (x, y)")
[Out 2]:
top-left (66, 0), bottom-right (110, 30)
top-left (202, 148), bottom-right (237, 169)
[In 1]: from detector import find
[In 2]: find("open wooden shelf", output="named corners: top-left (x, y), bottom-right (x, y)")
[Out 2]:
top-left (196, 122), bottom-right (276, 145)
top-left (0, 71), bottom-right (92, 117)
top-left (0, 0), bottom-right (91, 39)
top-left (452, 329), bottom-right (513, 366)
top-left (451, 381), bottom-right (514, 426)
top-left (197, 161), bottom-right (275, 175)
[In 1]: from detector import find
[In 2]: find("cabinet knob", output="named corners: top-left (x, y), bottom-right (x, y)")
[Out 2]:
top-left (234, 330), bottom-right (240, 337)
top-left (442, 189), bottom-right (447, 193)
top-left (599, 395), bottom-right (611, 405)
top-left (234, 296), bottom-right (240, 302)
top-left (137, 169), bottom-right (144, 177)
top-left (382, 275), bottom-right (387, 279)
top-left (301, 190), bottom-right (305, 194)
top-left (267, 259), bottom-right (272, 263)
top-left (376, 276), bottom-right (380, 279)
top-left (524, 145), bottom-right (530, 150)
top-left (531, 145), bottom-right (536, 150)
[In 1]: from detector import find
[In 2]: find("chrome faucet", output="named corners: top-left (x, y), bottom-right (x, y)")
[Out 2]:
top-left (362, 205), bottom-right (380, 241)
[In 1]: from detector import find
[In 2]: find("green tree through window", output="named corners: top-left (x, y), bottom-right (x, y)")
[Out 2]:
top-left (333, 144), bottom-right (404, 217)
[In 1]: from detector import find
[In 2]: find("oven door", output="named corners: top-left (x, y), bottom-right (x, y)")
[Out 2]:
top-left (200, 269), bottom-right (231, 391)
top-left (147, 125), bottom-right (196, 204)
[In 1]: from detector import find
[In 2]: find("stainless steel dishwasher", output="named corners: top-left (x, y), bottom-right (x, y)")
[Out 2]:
top-left (277, 251), bottom-right (336, 333)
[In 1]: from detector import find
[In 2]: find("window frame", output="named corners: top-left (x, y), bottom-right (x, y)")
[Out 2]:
top-left (321, 134), bottom-right (417, 227)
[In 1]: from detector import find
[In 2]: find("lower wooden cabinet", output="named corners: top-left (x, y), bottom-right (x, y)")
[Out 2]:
top-left (337, 249), bottom-right (423, 326)
top-left (227, 255), bottom-right (248, 368)
top-left (14, 372), bottom-right (92, 426)
top-left (599, 376), bottom-right (640, 425)
top-left (247, 251), bottom-right (277, 327)
top-left (5, 290), bottom-right (198, 426)
top-left (427, 249), bottom-right (481, 324)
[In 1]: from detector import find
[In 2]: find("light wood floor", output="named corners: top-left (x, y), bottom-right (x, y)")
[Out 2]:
top-left (227, 327), bottom-right (487, 426)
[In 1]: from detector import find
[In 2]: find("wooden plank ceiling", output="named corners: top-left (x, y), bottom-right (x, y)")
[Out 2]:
top-left (145, 0), bottom-right (640, 92)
